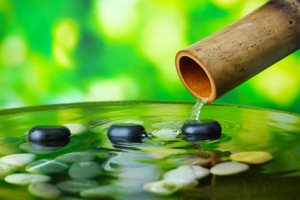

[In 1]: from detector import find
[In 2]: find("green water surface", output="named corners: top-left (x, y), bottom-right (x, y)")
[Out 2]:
top-left (0, 101), bottom-right (300, 200)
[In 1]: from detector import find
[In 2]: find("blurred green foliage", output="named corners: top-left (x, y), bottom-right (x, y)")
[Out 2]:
top-left (0, 0), bottom-right (299, 113)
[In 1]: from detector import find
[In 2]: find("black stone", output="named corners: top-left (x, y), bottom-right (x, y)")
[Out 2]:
top-left (109, 137), bottom-right (143, 143)
top-left (29, 140), bottom-right (70, 151)
top-left (28, 125), bottom-right (71, 142)
top-left (181, 120), bottom-right (222, 141)
top-left (184, 132), bottom-right (221, 141)
top-left (107, 123), bottom-right (145, 142)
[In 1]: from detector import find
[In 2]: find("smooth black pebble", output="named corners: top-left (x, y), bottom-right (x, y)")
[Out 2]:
top-left (28, 125), bottom-right (71, 142)
top-left (182, 120), bottom-right (221, 141)
top-left (29, 140), bottom-right (70, 151)
top-left (107, 123), bottom-right (146, 142)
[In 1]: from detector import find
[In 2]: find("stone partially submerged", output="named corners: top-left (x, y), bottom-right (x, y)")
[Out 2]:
top-left (143, 165), bottom-right (210, 195)
top-left (0, 153), bottom-right (36, 168)
top-left (163, 165), bottom-right (210, 180)
top-left (210, 162), bottom-right (249, 176)
top-left (230, 151), bottom-right (273, 164)
top-left (143, 178), bottom-right (198, 195)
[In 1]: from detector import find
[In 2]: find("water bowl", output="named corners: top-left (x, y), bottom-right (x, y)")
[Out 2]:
top-left (0, 101), bottom-right (300, 199)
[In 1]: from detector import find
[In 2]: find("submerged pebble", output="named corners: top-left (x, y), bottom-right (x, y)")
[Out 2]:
top-left (182, 120), bottom-right (221, 140)
top-left (107, 123), bottom-right (145, 142)
top-left (119, 166), bottom-right (162, 184)
top-left (80, 185), bottom-right (136, 198)
top-left (26, 159), bottom-right (69, 174)
top-left (187, 155), bottom-right (211, 167)
top-left (143, 165), bottom-right (208, 195)
top-left (63, 123), bottom-right (88, 135)
top-left (69, 161), bottom-right (102, 179)
top-left (210, 162), bottom-right (249, 176)
top-left (5, 173), bottom-right (51, 185)
top-left (0, 153), bottom-right (36, 168)
top-left (0, 162), bottom-right (15, 177)
top-left (163, 165), bottom-right (210, 180)
top-left (143, 178), bottom-right (198, 195)
top-left (57, 179), bottom-right (99, 194)
top-left (28, 125), bottom-right (71, 142)
top-left (230, 151), bottom-right (273, 164)
top-left (29, 182), bottom-right (62, 199)
top-left (55, 152), bottom-right (96, 164)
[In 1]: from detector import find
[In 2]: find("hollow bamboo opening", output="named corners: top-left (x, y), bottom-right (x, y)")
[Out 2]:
top-left (176, 0), bottom-right (300, 104)
top-left (176, 51), bottom-right (216, 103)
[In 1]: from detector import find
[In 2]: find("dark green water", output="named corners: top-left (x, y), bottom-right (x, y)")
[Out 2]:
top-left (0, 101), bottom-right (300, 200)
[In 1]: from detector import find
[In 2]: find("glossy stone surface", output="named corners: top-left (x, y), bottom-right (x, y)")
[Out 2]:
top-left (230, 151), bottom-right (273, 164)
top-left (28, 125), bottom-right (71, 142)
top-left (80, 185), bottom-right (137, 198)
top-left (163, 165), bottom-right (210, 180)
top-left (210, 162), bottom-right (249, 176)
top-left (182, 120), bottom-right (221, 140)
top-left (55, 152), bottom-right (96, 164)
top-left (107, 123), bottom-right (146, 142)
top-left (68, 161), bottom-right (102, 179)
top-left (5, 173), bottom-right (51, 185)
top-left (26, 159), bottom-right (69, 174)
top-left (28, 183), bottom-right (62, 199)
top-left (143, 178), bottom-right (198, 195)
top-left (0, 153), bottom-right (36, 168)
top-left (0, 162), bottom-right (15, 177)
top-left (57, 179), bottom-right (99, 194)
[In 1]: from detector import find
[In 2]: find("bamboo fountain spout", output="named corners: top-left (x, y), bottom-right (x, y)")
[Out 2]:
top-left (175, 0), bottom-right (300, 103)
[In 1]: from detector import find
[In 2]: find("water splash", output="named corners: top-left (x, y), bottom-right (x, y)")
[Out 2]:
top-left (188, 99), bottom-right (206, 120)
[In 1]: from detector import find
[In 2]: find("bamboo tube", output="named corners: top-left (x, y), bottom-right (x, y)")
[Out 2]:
top-left (175, 0), bottom-right (300, 103)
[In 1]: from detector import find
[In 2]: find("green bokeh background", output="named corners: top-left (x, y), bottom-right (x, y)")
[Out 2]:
top-left (0, 0), bottom-right (299, 113)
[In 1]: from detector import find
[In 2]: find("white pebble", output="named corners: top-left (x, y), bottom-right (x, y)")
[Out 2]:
top-left (0, 162), bottom-right (15, 177)
top-left (210, 162), bottom-right (249, 176)
top-left (29, 182), bottom-right (62, 199)
top-left (119, 167), bottom-right (162, 184)
top-left (5, 173), bottom-right (51, 185)
top-left (0, 153), bottom-right (36, 168)
top-left (143, 178), bottom-right (198, 195)
top-left (63, 123), bottom-right (88, 135)
top-left (163, 165), bottom-right (210, 180)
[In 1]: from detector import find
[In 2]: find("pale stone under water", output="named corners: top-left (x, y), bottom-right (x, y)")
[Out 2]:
top-left (163, 165), bottom-right (210, 180)
top-left (56, 179), bottom-right (99, 194)
top-left (0, 153), bottom-right (36, 168)
top-left (5, 173), bottom-right (51, 185)
top-left (55, 152), bottom-right (96, 164)
top-left (28, 182), bottom-right (62, 199)
top-left (80, 185), bottom-right (136, 198)
top-left (210, 162), bottom-right (249, 176)
top-left (26, 159), bottom-right (69, 174)
top-left (68, 161), bottom-right (101, 179)
top-left (230, 151), bottom-right (273, 164)
top-left (0, 162), bottom-right (15, 177)
top-left (143, 178), bottom-right (198, 195)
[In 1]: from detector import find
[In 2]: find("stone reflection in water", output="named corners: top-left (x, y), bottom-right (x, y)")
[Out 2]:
top-left (29, 140), bottom-right (70, 151)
